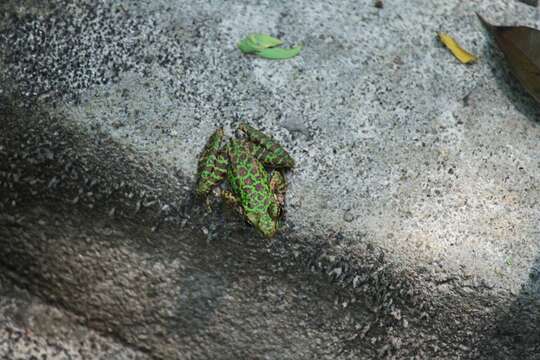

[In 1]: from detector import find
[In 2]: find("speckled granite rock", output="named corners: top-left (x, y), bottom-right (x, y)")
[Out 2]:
top-left (1, 0), bottom-right (539, 359)
top-left (0, 274), bottom-right (148, 360)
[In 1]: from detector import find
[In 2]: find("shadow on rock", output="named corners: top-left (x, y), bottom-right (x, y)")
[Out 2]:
top-left (0, 100), bottom-right (376, 359)
top-left (1, 97), bottom-right (531, 359)
top-left (478, 254), bottom-right (540, 359)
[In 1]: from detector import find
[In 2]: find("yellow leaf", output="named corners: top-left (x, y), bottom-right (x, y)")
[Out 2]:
top-left (437, 32), bottom-right (478, 64)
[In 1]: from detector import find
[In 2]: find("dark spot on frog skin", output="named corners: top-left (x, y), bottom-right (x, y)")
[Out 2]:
top-left (238, 167), bottom-right (248, 177)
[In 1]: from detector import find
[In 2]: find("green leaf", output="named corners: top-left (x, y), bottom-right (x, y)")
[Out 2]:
top-left (237, 38), bottom-right (258, 53)
top-left (237, 34), bottom-right (283, 54)
top-left (255, 46), bottom-right (303, 60)
top-left (250, 33), bottom-right (284, 49)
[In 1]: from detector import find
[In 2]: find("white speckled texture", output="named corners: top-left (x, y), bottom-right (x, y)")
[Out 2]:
top-left (6, 0), bottom-right (534, 292)
top-left (1, 0), bottom-right (540, 358)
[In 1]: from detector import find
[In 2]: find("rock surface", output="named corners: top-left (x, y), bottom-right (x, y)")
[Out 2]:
top-left (0, 273), bottom-right (148, 360)
top-left (1, 0), bottom-right (539, 359)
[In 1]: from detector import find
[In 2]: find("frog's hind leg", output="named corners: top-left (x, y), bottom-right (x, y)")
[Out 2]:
top-left (196, 128), bottom-right (228, 199)
top-left (239, 123), bottom-right (295, 169)
top-left (198, 152), bottom-right (228, 210)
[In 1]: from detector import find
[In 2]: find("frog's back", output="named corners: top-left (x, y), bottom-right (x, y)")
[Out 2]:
top-left (227, 140), bottom-right (272, 215)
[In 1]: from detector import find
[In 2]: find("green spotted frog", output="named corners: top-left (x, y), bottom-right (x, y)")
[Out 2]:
top-left (196, 123), bottom-right (294, 237)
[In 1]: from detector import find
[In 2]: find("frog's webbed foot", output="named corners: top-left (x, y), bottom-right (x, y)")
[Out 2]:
top-left (220, 190), bottom-right (244, 217)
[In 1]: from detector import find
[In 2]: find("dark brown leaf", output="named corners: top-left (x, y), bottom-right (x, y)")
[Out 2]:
top-left (477, 13), bottom-right (540, 103)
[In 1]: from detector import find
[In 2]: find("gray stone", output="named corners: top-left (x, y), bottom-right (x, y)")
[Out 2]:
top-left (343, 210), bottom-right (355, 223)
top-left (0, 274), bottom-right (148, 360)
top-left (281, 115), bottom-right (309, 135)
top-left (1, 0), bottom-right (540, 359)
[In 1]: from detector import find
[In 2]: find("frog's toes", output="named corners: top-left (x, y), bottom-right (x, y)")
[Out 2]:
top-left (220, 190), bottom-right (236, 205)
top-left (220, 190), bottom-right (244, 217)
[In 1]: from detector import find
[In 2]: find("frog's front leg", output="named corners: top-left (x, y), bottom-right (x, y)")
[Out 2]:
top-left (270, 171), bottom-right (287, 197)
top-left (268, 170), bottom-right (287, 219)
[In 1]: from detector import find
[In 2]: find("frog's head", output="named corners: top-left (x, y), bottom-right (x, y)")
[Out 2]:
top-left (247, 212), bottom-right (278, 238)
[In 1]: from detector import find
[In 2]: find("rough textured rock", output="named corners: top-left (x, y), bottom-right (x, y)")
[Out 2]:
top-left (0, 273), bottom-right (148, 360)
top-left (0, 0), bottom-right (539, 359)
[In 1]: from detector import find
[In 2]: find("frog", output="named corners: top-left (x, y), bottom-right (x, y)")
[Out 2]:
top-left (196, 123), bottom-right (294, 237)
